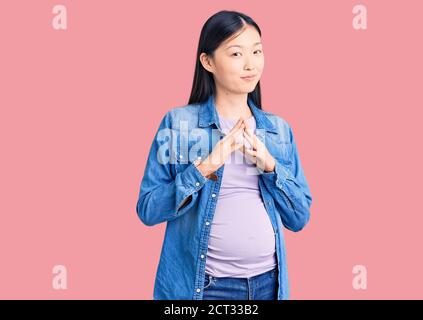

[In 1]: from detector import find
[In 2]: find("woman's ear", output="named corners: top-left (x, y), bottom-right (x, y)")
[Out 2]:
top-left (199, 53), bottom-right (214, 74)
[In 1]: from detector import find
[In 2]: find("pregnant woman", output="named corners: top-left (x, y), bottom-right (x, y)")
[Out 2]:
top-left (136, 10), bottom-right (313, 300)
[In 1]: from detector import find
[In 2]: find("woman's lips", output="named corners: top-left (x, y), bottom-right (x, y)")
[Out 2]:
top-left (241, 75), bottom-right (256, 81)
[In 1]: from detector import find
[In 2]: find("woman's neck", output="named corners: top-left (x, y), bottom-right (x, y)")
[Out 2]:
top-left (214, 92), bottom-right (253, 120)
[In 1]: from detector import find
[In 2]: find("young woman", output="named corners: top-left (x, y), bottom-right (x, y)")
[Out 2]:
top-left (136, 10), bottom-right (313, 300)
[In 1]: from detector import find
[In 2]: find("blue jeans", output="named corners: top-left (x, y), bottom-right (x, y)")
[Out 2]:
top-left (202, 267), bottom-right (278, 300)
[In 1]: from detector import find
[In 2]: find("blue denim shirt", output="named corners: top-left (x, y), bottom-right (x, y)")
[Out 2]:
top-left (136, 94), bottom-right (312, 300)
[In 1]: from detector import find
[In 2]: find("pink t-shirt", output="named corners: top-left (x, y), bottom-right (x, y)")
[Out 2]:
top-left (205, 113), bottom-right (277, 278)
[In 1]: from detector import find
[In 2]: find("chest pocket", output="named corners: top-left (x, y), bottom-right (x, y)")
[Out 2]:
top-left (266, 135), bottom-right (294, 168)
top-left (175, 151), bottom-right (191, 174)
top-left (174, 135), bottom-right (212, 175)
top-left (174, 148), bottom-right (205, 175)
top-left (275, 142), bottom-right (294, 167)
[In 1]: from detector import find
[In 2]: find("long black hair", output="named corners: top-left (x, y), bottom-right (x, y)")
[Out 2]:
top-left (188, 10), bottom-right (263, 109)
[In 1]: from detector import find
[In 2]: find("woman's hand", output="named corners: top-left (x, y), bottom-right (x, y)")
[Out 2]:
top-left (196, 117), bottom-right (246, 177)
top-left (241, 121), bottom-right (276, 173)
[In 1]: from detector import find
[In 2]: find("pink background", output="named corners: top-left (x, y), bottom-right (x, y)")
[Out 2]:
top-left (0, 0), bottom-right (422, 299)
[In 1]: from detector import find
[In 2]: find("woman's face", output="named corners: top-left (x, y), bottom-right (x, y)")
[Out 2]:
top-left (200, 24), bottom-right (264, 95)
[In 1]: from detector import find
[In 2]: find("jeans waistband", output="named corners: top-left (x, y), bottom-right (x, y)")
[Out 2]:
top-left (207, 266), bottom-right (278, 281)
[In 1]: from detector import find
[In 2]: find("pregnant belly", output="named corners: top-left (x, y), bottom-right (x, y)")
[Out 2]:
top-left (207, 197), bottom-right (276, 265)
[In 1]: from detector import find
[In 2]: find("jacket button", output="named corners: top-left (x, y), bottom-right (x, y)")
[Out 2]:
top-left (211, 193), bottom-right (216, 198)
top-left (196, 288), bottom-right (201, 293)
top-left (195, 182), bottom-right (200, 187)
top-left (205, 221), bottom-right (210, 226)
top-left (200, 255), bottom-right (205, 259)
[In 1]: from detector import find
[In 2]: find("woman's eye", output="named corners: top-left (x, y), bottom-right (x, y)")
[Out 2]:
top-left (231, 50), bottom-right (262, 57)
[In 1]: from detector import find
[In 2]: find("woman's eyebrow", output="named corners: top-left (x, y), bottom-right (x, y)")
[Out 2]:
top-left (225, 42), bottom-right (262, 50)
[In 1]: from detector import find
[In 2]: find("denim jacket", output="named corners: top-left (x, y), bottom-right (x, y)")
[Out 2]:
top-left (136, 94), bottom-right (313, 300)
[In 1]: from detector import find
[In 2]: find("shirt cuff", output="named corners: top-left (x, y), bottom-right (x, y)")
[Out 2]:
top-left (180, 162), bottom-right (208, 191)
